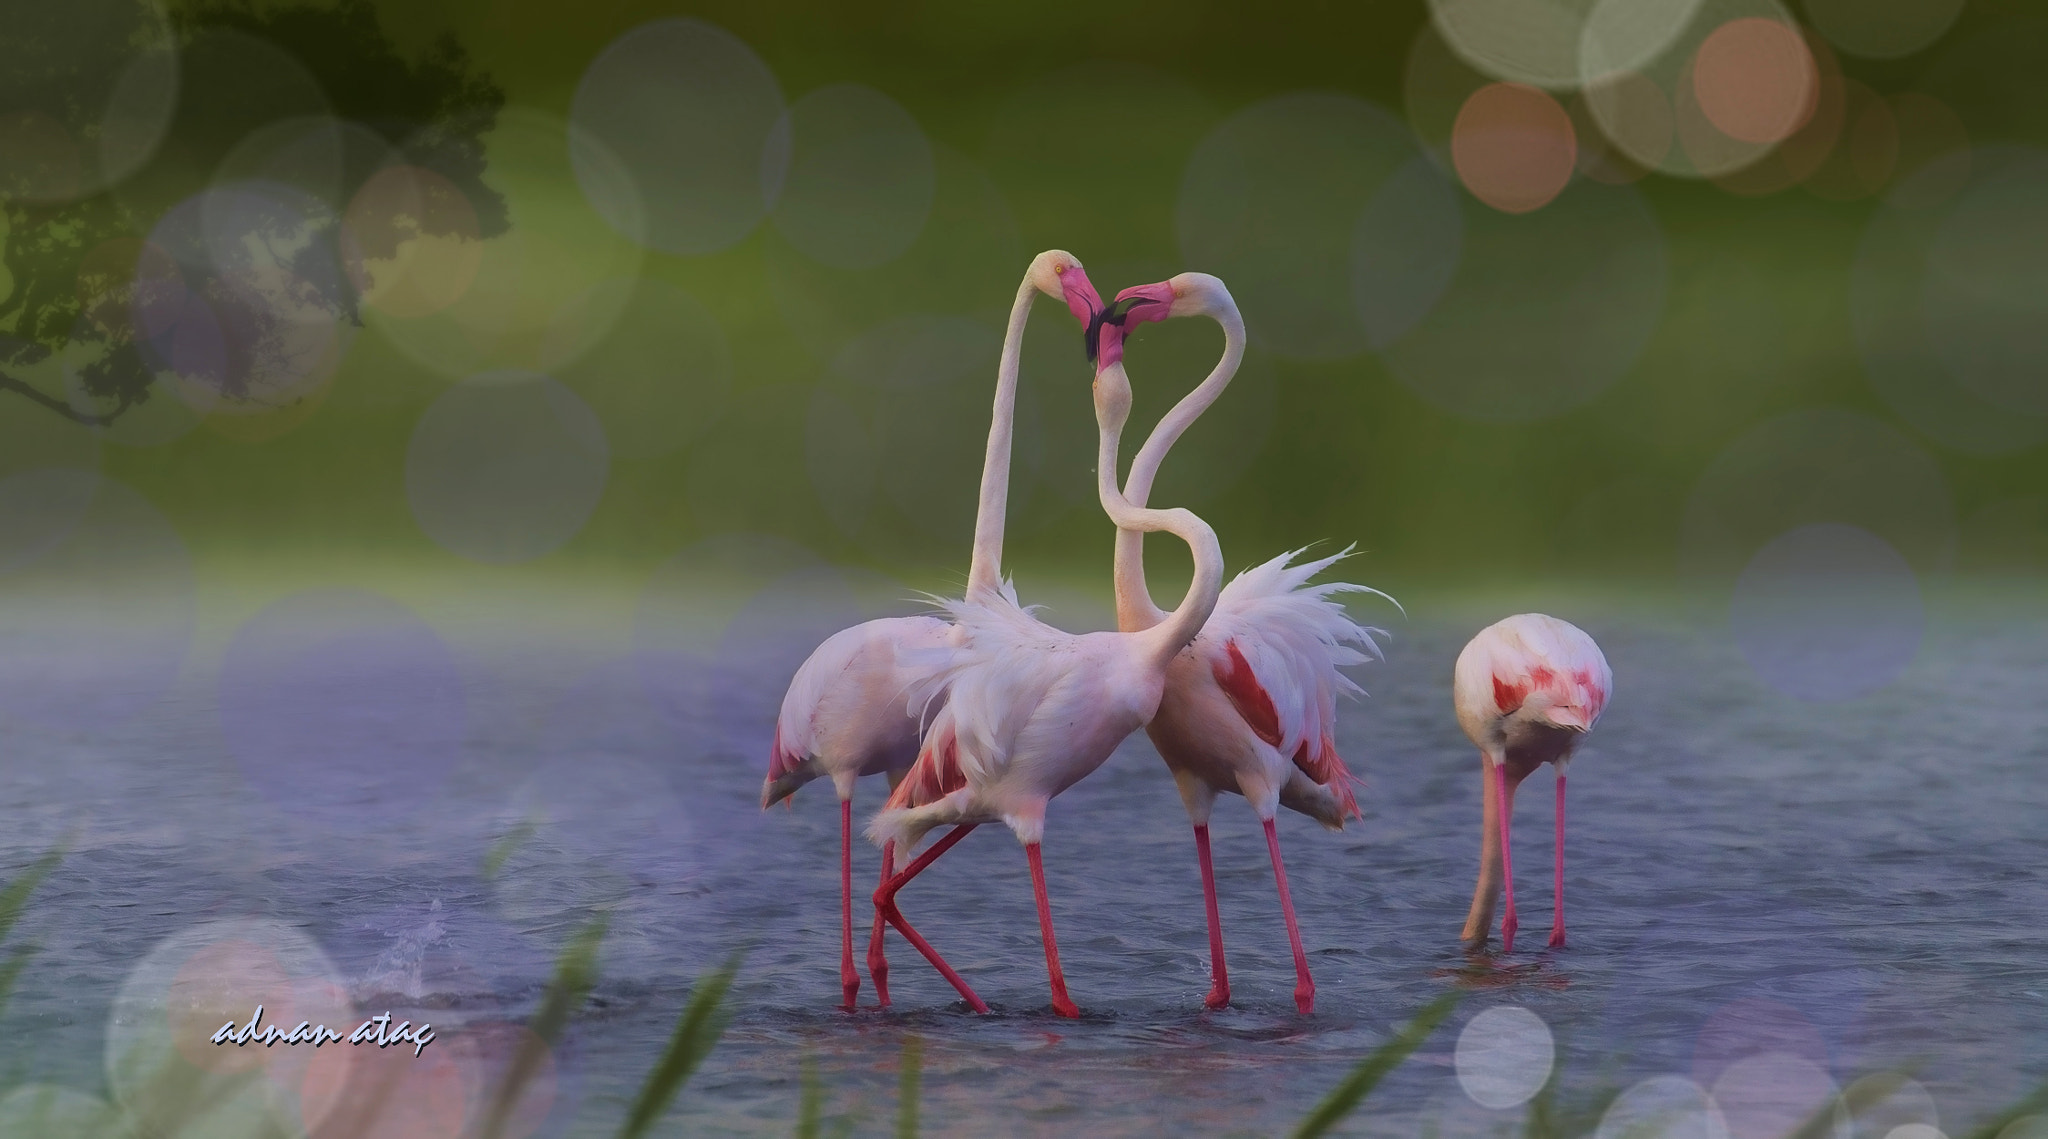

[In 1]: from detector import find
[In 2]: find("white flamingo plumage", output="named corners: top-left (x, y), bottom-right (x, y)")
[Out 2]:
top-left (761, 250), bottom-right (1082, 1011)
top-left (1453, 613), bottom-right (1612, 955)
top-left (1104, 273), bottom-right (1393, 1014)
top-left (864, 266), bottom-right (1225, 1018)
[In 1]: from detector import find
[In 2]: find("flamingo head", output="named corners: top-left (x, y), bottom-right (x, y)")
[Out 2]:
top-left (1029, 249), bottom-right (1084, 301)
top-left (1114, 271), bottom-right (1235, 324)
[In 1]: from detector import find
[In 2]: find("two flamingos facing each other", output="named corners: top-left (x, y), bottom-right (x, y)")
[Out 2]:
top-left (1454, 613), bottom-right (1611, 956)
top-left (1101, 272), bottom-right (1394, 1015)
top-left (759, 250), bottom-right (1089, 1011)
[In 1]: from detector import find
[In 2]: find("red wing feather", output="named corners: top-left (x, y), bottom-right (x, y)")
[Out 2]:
top-left (886, 720), bottom-right (966, 811)
top-left (1214, 640), bottom-right (1285, 748)
top-left (1492, 675), bottom-right (1530, 715)
top-left (766, 723), bottom-right (804, 783)
top-left (1292, 733), bottom-right (1363, 821)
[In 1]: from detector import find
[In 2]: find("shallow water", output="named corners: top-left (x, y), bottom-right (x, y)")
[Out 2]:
top-left (1, 588), bottom-right (2045, 1137)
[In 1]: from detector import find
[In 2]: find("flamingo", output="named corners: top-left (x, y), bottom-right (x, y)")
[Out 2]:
top-left (1103, 273), bottom-right (1394, 1014)
top-left (1453, 614), bottom-right (1611, 955)
top-left (864, 269), bottom-right (1225, 1018)
top-left (760, 249), bottom-right (1086, 1011)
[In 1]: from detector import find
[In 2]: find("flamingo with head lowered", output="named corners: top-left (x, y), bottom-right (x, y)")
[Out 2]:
top-left (1453, 614), bottom-right (1611, 955)
top-left (1100, 273), bottom-right (1395, 1014)
top-left (864, 266), bottom-right (1225, 1018)
top-left (761, 250), bottom-right (1085, 1011)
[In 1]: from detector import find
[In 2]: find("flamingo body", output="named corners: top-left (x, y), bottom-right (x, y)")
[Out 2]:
top-left (871, 592), bottom-right (1165, 852)
top-left (1453, 613), bottom-right (1610, 955)
top-left (763, 615), bottom-right (954, 807)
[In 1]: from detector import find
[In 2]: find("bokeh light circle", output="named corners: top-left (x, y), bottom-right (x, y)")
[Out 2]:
top-left (405, 371), bottom-right (611, 563)
top-left (1919, 148), bottom-right (2048, 418)
top-left (633, 534), bottom-right (860, 759)
top-left (1454, 1005), bottom-right (1555, 1109)
top-left (768, 83), bottom-right (935, 270)
top-left (1851, 148), bottom-right (2048, 455)
top-left (762, 145), bottom-right (1021, 363)
top-left (538, 277), bottom-right (733, 462)
top-left (341, 165), bottom-right (487, 320)
top-left (1708, 1052), bottom-right (1844, 1139)
top-left (1679, 408), bottom-right (1955, 589)
top-left (219, 589), bottom-right (468, 826)
top-left (0, 471), bottom-right (192, 731)
top-left (215, 115), bottom-right (400, 218)
top-left (1429, 0), bottom-right (1702, 91)
top-left (0, 0), bottom-right (179, 204)
top-left (1595, 1075), bottom-right (1731, 1139)
top-left (107, 918), bottom-right (354, 1136)
top-left (363, 109), bottom-right (644, 383)
top-left (1844, 1076), bottom-right (1941, 1139)
top-left (1179, 93), bottom-right (1420, 359)
top-left (1691, 17), bottom-right (1816, 145)
top-left (569, 18), bottom-right (784, 255)
top-left (1452, 82), bottom-right (1578, 213)
top-left (1362, 176), bottom-right (1666, 421)
top-left (0, 339), bottom-right (102, 570)
top-left (138, 182), bottom-right (354, 415)
top-left (1805, 0), bottom-right (1964, 61)
top-left (1998, 1118), bottom-right (2048, 1139)
top-left (815, 314), bottom-right (1028, 552)
top-left (1729, 524), bottom-right (1925, 703)
top-left (1350, 156), bottom-right (1465, 350)
top-left (0, 1085), bottom-right (127, 1138)
top-left (1582, 0), bottom-right (1809, 179)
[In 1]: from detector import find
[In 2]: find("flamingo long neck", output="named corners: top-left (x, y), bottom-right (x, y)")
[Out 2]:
top-left (964, 274), bottom-right (1039, 605)
top-left (1114, 303), bottom-right (1246, 633)
top-left (1095, 362), bottom-right (1224, 671)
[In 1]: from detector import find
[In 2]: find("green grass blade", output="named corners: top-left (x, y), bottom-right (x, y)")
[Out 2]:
top-left (1292, 992), bottom-right (1462, 1139)
top-left (0, 842), bottom-right (66, 946)
top-left (897, 1035), bottom-right (923, 1139)
top-left (1956, 1078), bottom-right (2048, 1139)
top-left (482, 816), bottom-right (540, 880)
top-left (616, 953), bottom-right (740, 1139)
top-left (797, 1051), bottom-right (823, 1139)
top-left (1783, 1069), bottom-right (1915, 1139)
top-left (0, 945), bottom-right (40, 1026)
top-left (479, 914), bottom-right (607, 1139)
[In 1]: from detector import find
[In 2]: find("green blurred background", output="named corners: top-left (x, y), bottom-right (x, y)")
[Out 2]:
top-left (6, 0), bottom-right (2048, 619)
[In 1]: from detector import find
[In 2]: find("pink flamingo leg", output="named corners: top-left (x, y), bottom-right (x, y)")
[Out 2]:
top-left (866, 841), bottom-right (895, 1007)
top-left (839, 799), bottom-right (859, 1011)
top-left (874, 825), bottom-right (990, 1014)
top-left (1260, 818), bottom-right (1315, 1015)
top-left (1548, 772), bottom-right (1567, 950)
top-left (1496, 762), bottom-right (1519, 954)
top-left (1193, 825), bottom-right (1230, 1010)
top-left (1024, 843), bottom-right (1080, 1018)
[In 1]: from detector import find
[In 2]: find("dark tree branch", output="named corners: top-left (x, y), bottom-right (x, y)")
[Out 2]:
top-left (0, 370), bottom-right (133, 427)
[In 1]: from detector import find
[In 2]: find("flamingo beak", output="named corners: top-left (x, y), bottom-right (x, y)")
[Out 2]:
top-left (1113, 281), bottom-right (1177, 326)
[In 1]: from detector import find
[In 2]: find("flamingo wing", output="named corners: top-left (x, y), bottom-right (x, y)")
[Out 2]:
top-left (1202, 547), bottom-right (1392, 817)
top-left (1476, 614), bottom-right (1612, 725)
top-left (887, 581), bottom-right (1060, 810)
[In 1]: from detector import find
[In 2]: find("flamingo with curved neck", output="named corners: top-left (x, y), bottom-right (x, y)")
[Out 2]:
top-left (761, 250), bottom-right (1082, 1011)
top-left (1097, 272), bottom-right (1393, 1014)
top-left (864, 271), bottom-right (1225, 1018)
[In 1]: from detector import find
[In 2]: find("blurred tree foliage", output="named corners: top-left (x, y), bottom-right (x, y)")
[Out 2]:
top-left (0, 0), bottom-right (506, 425)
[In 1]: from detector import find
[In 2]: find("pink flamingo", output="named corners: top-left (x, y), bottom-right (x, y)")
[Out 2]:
top-left (761, 250), bottom-right (1085, 1011)
top-left (1105, 273), bottom-right (1393, 1014)
top-left (864, 268), bottom-right (1225, 1018)
top-left (1453, 614), bottom-right (1611, 955)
